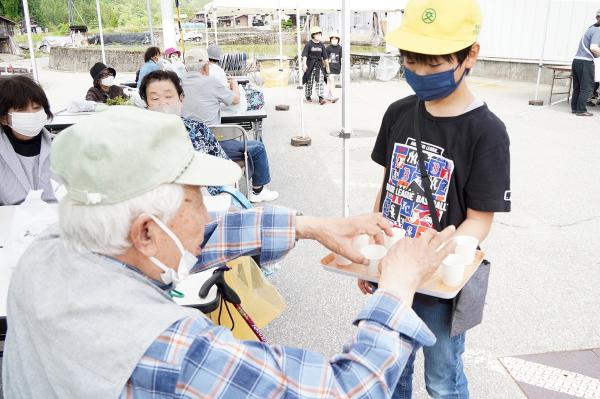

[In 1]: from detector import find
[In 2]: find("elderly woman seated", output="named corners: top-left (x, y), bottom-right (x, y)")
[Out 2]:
top-left (86, 62), bottom-right (129, 104)
top-left (139, 70), bottom-right (279, 203)
top-left (0, 75), bottom-right (58, 205)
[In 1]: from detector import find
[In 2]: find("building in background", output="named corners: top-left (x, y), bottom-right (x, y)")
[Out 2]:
top-left (0, 16), bottom-right (19, 55)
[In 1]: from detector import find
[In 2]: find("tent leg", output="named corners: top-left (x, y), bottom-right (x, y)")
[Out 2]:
top-left (341, 0), bottom-right (351, 216)
top-left (22, 0), bottom-right (38, 81)
top-left (291, 1), bottom-right (311, 147)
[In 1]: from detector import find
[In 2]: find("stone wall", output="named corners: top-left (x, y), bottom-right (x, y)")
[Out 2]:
top-left (49, 47), bottom-right (145, 73)
top-left (471, 58), bottom-right (571, 86)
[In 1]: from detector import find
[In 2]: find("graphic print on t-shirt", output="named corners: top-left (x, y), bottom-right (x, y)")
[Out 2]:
top-left (382, 138), bottom-right (454, 238)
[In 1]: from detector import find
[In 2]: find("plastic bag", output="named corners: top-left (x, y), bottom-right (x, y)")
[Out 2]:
top-left (246, 85), bottom-right (265, 110)
top-left (376, 54), bottom-right (401, 82)
top-left (207, 256), bottom-right (286, 341)
top-left (222, 84), bottom-right (248, 114)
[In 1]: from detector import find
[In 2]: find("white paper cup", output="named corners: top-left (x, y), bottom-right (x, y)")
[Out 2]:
top-left (441, 254), bottom-right (471, 287)
top-left (454, 235), bottom-right (479, 263)
top-left (385, 227), bottom-right (406, 249)
top-left (360, 244), bottom-right (388, 275)
top-left (353, 234), bottom-right (370, 250)
top-left (335, 254), bottom-right (353, 266)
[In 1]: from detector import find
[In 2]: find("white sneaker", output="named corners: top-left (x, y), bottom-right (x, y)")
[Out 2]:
top-left (249, 187), bottom-right (279, 203)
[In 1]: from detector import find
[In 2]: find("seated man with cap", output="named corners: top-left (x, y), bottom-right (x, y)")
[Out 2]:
top-left (85, 62), bottom-right (128, 104)
top-left (207, 43), bottom-right (228, 85)
top-left (3, 106), bottom-right (456, 398)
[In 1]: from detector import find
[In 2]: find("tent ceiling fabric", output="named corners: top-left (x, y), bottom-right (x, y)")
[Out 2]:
top-left (205, 0), bottom-right (405, 14)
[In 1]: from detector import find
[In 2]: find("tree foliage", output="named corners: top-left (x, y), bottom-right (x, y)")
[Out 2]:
top-left (1, 0), bottom-right (210, 31)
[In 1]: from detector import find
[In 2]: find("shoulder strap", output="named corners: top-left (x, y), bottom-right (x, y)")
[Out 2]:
top-left (413, 100), bottom-right (442, 232)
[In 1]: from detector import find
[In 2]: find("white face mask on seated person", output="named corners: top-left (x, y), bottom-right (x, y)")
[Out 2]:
top-left (101, 76), bottom-right (115, 87)
top-left (8, 109), bottom-right (48, 137)
top-left (144, 213), bottom-right (198, 285)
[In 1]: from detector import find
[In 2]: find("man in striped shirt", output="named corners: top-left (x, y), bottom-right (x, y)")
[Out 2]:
top-left (3, 106), bottom-right (456, 398)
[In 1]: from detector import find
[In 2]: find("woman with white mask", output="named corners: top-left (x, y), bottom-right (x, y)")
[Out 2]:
top-left (0, 75), bottom-right (59, 205)
top-left (85, 62), bottom-right (129, 104)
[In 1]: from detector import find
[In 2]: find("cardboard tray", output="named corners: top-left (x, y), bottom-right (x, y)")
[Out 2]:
top-left (321, 250), bottom-right (485, 299)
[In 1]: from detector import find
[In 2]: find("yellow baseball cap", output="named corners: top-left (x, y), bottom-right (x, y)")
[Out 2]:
top-left (386, 0), bottom-right (482, 55)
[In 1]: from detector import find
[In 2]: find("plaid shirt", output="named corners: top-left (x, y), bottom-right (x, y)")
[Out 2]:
top-left (120, 206), bottom-right (436, 398)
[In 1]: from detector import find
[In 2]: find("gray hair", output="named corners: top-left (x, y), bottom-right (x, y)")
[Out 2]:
top-left (186, 60), bottom-right (208, 72)
top-left (59, 184), bottom-right (184, 256)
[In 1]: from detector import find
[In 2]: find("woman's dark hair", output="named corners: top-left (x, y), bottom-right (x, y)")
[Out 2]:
top-left (401, 44), bottom-right (474, 66)
top-left (144, 46), bottom-right (161, 63)
top-left (139, 70), bottom-right (184, 103)
top-left (0, 75), bottom-right (53, 123)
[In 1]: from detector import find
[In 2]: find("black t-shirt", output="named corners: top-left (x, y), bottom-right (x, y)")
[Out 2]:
top-left (3, 127), bottom-right (42, 157)
top-left (371, 95), bottom-right (511, 238)
top-left (326, 45), bottom-right (342, 74)
top-left (302, 41), bottom-right (327, 62)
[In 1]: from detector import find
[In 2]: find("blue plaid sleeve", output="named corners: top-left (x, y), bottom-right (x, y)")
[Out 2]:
top-left (122, 292), bottom-right (434, 398)
top-left (193, 206), bottom-right (297, 272)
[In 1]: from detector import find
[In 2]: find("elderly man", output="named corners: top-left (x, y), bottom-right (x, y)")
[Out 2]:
top-left (3, 106), bottom-right (456, 398)
top-left (182, 48), bottom-right (240, 125)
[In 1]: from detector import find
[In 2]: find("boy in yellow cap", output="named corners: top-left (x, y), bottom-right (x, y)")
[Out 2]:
top-left (359, 0), bottom-right (511, 397)
top-left (302, 26), bottom-right (328, 105)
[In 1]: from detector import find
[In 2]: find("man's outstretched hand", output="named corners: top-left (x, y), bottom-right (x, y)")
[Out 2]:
top-left (296, 213), bottom-right (393, 265)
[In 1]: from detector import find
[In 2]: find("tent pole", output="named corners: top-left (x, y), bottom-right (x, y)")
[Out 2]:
top-left (278, 0), bottom-right (284, 72)
top-left (290, 0), bottom-right (311, 147)
top-left (530, 0), bottom-right (552, 105)
top-left (22, 0), bottom-right (38, 81)
top-left (95, 0), bottom-right (106, 64)
top-left (213, 9), bottom-right (218, 45)
top-left (341, 0), bottom-right (351, 217)
top-left (175, 0), bottom-right (185, 59)
top-left (146, 0), bottom-right (155, 45)
top-left (204, 8), bottom-right (209, 46)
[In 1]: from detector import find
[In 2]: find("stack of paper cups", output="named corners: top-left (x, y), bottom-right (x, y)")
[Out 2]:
top-left (385, 227), bottom-right (406, 249)
top-left (454, 236), bottom-right (479, 263)
top-left (441, 254), bottom-right (471, 287)
top-left (360, 244), bottom-right (387, 275)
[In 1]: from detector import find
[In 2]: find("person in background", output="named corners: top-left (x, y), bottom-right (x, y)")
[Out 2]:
top-left (163, 47), bottom-right (186, 79)
top-left (140, 70), bottom-right (279, 203)
top-left (571, 9), bottom-right (600, 116)
top-left (302, 26), bottom-right (328, 105)
top-left (137, 46), bottom-right (162, 88)
top-left (325, 32), bottom-right (342, 103)
top-left (85, 62), bottom-right (128, 104)
top-left (207, 44), bottom-right (228, 85)
top-left (181, 49), bottom-right (240, 126)
top-left (0, 75), bottom-right (58, 205)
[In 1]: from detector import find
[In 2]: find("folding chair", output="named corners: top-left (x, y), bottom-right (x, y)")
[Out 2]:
top-left (209, 124), bottom-right (251, 197)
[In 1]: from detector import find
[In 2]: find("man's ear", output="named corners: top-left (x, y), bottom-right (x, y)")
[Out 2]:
top-left (0, 114), bottom-right (8, 125)
top-left (129, 214), bottom-right (159, 257)
top-left (464, 42), bottom-right (480, 70)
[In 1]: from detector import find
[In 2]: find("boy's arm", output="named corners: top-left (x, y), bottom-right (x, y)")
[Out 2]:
top-left (455, 209), bottom-right (494, 243)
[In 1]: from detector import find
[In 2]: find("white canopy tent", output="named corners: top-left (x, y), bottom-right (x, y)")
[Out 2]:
top-left (206, 0), bottom-right (405, 215)
top-left (206, 0), bottom-right (404, 14)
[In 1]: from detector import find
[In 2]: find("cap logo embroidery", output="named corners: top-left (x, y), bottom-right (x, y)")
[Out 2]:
top-left (422, 8), bottom-right (436, 24)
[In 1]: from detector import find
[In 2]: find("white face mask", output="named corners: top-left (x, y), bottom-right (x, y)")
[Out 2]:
top-left (150, 102), bottom-right (181, 116)
top-left (331, 39), bottom-right (339, 46)
top-left (8, 109), bottom-right (48, 137)
top-left (101, 76), bottom-right (115, 86)
top-left (145, 213), bottom-right (198, 285)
